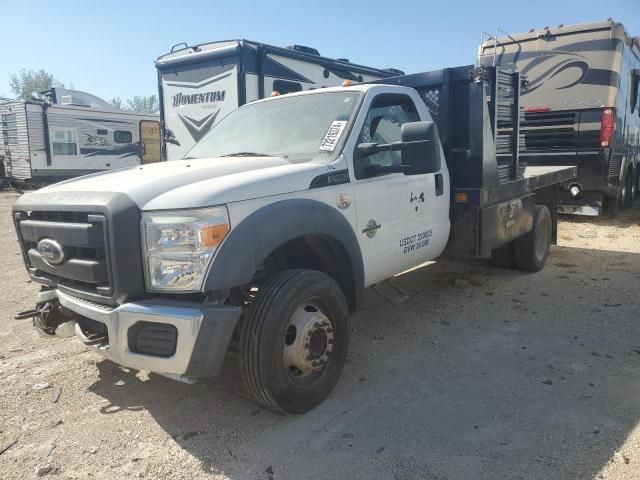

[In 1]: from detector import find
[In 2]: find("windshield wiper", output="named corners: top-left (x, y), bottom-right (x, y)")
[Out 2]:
top-left (220, 152), bottom-right (273, 157)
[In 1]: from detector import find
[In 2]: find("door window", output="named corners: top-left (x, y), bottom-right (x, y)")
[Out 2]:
top-left (355, 94), bottom-right (419, 178)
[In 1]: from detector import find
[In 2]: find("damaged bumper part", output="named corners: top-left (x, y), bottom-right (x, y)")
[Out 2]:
top-left (31, 289), bottom-right (242, 381)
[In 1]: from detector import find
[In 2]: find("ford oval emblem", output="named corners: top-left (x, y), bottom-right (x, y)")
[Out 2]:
top-left (37, 238), bottom-right (65, 265)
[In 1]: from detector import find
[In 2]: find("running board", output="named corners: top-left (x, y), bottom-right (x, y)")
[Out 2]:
top-left (372, 279), bottom-right (410, 305)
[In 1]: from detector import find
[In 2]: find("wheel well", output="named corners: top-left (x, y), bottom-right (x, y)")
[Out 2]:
top-left (255, 235), bottom-right (357, 313)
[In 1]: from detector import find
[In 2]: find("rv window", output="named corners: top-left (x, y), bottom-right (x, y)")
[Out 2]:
top-left (51, 129), bottom-right (78, 156)
top-left (633, 74), bottom-right (640, 114)
top-left (273, 80), bottom-right (303, 95)
top-left (97, 129), bottom-right (108, 135)
top-left (114, 130), bottom-right (132, 143)
top-left (2, 113), bottom-right (18, 145)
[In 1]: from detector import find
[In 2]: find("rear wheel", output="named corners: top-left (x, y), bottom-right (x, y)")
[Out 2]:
top-left (622, 170), bottom-right (634, 209)
top-left (239, 269), bottom-right (350, 414)
top-left (608, 169), bottom-right (634, 214)
top-left (514, 205), bottom-right (552, 272)
top-left (604, 187), bottom-right (623, 217)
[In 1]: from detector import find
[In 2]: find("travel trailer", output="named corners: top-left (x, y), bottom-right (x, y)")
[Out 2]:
top-left (155, 40), bottom-right (404, 160)
top-left (0, 88), bottom-right (161, 185)
top-left (479, 20), bottom-right (640, 215)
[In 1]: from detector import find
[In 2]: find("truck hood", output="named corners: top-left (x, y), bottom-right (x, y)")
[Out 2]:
top-left (35, 157), bottom-right (329, 210)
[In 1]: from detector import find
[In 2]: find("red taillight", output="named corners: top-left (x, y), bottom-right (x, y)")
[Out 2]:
top-left (600, 108), bottom-right (615, 148)
top-left (524, 106), bottom-right (551, 113)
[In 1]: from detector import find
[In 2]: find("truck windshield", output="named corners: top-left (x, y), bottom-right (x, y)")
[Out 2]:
top-left (185, 91), bottom-right (362, 162)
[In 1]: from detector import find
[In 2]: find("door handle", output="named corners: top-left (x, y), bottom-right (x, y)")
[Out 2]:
top-left (435, 173), bottom-right (444, 196)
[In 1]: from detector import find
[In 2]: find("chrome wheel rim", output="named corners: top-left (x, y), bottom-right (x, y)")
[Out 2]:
top-left (282, 301), bottom-right (334, 381)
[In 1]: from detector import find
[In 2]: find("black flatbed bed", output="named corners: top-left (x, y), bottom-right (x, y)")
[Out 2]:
top-left (375, 65), bottom-right (577, 257)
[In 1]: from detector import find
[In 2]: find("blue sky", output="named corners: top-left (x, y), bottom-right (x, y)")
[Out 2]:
top-left (1, 0), bottom-right (638, 101)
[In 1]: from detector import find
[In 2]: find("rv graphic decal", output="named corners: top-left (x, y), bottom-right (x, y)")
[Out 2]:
top-left (165, 129), bottom-right (180, 146)
top-left (178, 109), bottom-right (221, 143)
top-left (244, 45), bottom-right (315, 84)
top-left (165, 70), bottom-right (234, 89)
top-left (80, 143), bottom-right (139, 158)
top-left (489, 40), bottom-right (619, 96)
top-left (484, 39), bottom-right (619, 95)
top-left (82, 133), bottom-right (111, 147)
top-left (172, 90), bottom-right (226, 107)
top-left (523, 60), bottom-right (590, 94)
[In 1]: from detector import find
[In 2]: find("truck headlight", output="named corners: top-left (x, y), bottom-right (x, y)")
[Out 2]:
top-left (141, 206), bottom-right (230, 292)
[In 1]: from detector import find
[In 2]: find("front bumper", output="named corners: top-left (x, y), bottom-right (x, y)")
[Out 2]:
top-left (53, 289), bottom-right (241, 380)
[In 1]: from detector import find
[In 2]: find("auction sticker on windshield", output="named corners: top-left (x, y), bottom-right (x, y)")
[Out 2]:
top-left (319, 121), bottom-right (347, 152)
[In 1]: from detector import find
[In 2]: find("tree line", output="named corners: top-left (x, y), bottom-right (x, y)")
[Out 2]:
top-left (6, 69), bottom-right (158, 113)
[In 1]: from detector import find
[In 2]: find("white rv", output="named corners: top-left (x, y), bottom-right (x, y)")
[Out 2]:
top-left (155, 40), bottom-right (403, 160)
top-left (0, 88), bottom-right (161, 185)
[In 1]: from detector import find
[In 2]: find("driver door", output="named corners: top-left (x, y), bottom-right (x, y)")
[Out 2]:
top-left (351, 92), bottom-right (446, 286)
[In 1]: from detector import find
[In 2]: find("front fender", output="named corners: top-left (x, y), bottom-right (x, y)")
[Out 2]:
top-left (204, 199), bottom-right (364, 308)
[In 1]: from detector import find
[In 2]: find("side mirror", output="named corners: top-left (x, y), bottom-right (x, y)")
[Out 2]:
top-left (400, 121), bottom-right (440, 174)
top-left (355, 121), bottom-right (440, 177)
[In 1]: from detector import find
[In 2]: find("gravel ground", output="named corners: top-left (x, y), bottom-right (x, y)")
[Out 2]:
top-left (0, 191), bottom-right (639, 480)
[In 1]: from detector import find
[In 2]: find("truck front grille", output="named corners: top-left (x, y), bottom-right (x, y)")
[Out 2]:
top-left (15, 211), bottom-right (113, 296)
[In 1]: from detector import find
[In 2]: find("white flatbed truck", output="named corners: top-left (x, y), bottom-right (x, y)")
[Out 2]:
top-left (13, 65), bottom-right (575, 413)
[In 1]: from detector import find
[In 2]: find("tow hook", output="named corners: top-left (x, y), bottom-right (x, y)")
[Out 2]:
top-left (14, 308), bottom-right (44, 321)
top-left (14, 299), bottom-right (75, 338)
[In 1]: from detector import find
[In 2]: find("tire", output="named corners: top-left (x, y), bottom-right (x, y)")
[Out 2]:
top-left (622, 170), bottom-right (634, 209)
top-left (604, 192), bottom-right (621, 217)
top-left (491, 242), bottom-right (515, 269)
top-left (514, 205), bottom-right (552, 272)
top-left (239, 269), bottom-right (350, 414)
top-left (604, 171), bottom-right (633, 216)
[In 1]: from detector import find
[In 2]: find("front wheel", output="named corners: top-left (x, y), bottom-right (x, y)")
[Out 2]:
top-left (239, 269), bottom-right (350, 414)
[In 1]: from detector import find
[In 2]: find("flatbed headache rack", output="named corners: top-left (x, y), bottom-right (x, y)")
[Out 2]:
top-left (373, 64), bottom-right (577, 258)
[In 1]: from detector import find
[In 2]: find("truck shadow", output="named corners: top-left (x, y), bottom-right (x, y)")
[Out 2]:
top-left (89, 244), bottom-right (640, 480)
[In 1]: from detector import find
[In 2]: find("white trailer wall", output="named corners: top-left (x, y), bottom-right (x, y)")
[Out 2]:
top-left (0, 102), bottom-right (31, 180)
